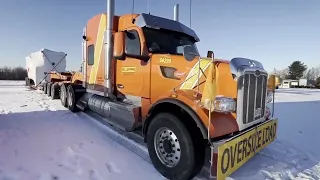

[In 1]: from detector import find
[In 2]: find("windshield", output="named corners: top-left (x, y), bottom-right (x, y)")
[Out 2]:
top-left (142, 27), bottom-right (200, 57)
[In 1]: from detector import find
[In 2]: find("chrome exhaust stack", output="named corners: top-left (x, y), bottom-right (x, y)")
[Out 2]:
top-left (174, 4), bottom-right (179, 21)
top-left (105, 0), bottom-right (115, 98)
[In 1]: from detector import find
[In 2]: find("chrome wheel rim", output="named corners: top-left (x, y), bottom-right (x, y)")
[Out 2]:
top-left (154, 127), bottom-right (181, 168)
top-left (61, 87), bottom-right (65, 102)
top-left (67, 90), bottom-right (72, 107)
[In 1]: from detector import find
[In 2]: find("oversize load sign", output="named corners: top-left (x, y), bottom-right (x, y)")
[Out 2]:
top-left (216, 119), bottom-right (278, 179)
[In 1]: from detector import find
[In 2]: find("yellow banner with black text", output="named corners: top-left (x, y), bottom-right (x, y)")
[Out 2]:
top-left (216, 119), bottom-right (278, 179)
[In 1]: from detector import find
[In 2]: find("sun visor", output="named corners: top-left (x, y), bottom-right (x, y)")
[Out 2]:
top-left (135, 13), bottom-right (200, 42)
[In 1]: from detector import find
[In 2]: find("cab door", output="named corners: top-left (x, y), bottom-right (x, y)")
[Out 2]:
top-left (115, 28), bottom-right (151, 101)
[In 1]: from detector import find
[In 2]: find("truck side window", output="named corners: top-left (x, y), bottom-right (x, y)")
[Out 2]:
top-left (88, 44), bottom-right (94, 65)
top-left (125, 30), bottom-right (141, 56)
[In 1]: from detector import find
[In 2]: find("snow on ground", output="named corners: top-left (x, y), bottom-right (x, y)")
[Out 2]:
top-left (229, 88), bottom-right (320, 180)
top-left (1, 80), bottom-right (320, 180)
top-left (0, 81), bottom-right (163, 180)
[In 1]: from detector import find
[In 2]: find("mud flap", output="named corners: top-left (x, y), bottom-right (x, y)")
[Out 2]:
top-left (210, 145), bottom-right (218, 179)
top-left (209, 118), bottom-right (278, 180)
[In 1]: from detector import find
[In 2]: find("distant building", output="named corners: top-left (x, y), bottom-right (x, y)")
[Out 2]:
top-left (299, 79), bottom-right (315, 87)
top-left (280, 78), bottom-right (315, 88)
top-left (281, 79), bottom-right (299, 88)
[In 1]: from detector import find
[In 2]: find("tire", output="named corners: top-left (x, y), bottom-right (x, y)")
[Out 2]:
top-left (25, 77), bottom-right (29, 86)
top-left (47, 82), bottom-right (53, 96)
top-left (66, 84), bottom-right (82, 112)
top-left (51, 83), bottom-right (60, 100)
top-left (60, 83), bottom-right (70, 107)
top-left (43, 82), bottom-right (48, 94)
top-left (146, 113), bottom-right (205, 180)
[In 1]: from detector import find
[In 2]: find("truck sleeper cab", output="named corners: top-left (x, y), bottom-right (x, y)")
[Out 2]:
top-left (63, 10), bottom-right (277, 180)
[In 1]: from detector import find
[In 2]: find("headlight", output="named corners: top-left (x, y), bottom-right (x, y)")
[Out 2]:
top-left (266, 91), bottom-right (273, 103)
top-left (203, 96), bottom-right (236, 113)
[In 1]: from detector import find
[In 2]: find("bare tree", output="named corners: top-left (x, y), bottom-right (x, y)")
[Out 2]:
top-left (303, 67), bottom-right (320, 80)
top-left (274, 68), bottom-right (289, 80)
top-left (0, 67), bottom-right (27, 80)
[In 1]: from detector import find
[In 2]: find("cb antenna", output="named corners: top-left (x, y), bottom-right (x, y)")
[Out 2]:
top-left (131, 0), bottom-right (135, 23)
top-left (147, 0), bottom-right (150, 14)
top-left (189, 0), bottom-right (192, 28)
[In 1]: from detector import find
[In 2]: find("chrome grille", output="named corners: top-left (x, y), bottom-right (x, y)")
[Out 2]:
top-left (239, 71), bottom-right (267, 124)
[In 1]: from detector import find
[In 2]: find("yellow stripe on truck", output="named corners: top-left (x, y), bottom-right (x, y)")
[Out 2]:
top-left (180, 58), bottom-right (211, 90)
top-left (89, 14), bottom-right (107, 84)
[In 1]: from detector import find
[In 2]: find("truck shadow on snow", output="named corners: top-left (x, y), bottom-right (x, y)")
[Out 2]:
top-left (1, 101), bottom-right (320, 180)
top-left (231, 100), bottom-right (320, 180)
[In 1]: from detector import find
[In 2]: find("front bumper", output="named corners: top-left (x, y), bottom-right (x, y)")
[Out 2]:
top-left (209, 118), bottom-right (278, 179)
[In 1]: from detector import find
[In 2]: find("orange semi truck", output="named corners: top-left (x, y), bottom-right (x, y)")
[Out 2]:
top-left (60, 1), bottom-right (278, 179)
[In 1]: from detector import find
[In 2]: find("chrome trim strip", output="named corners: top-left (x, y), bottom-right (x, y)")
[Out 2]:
top-left (86, 89), bottom-right (142, 107)
top-left (86, 89), bottom-right (104, 96)
top-left (82, 26), bottom-right (87, 88)
top-left (122, 94), bottom-right (142, 106)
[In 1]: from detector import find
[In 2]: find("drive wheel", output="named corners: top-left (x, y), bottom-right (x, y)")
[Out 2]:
top-left (51, 83), bottom-right (60, 100)
top-left (60, 83), bottom-right (70, 107)
top-left (146, 112), bottom-right (205, 180)
top-left (43, 82), bottom-right (48, 94)
top-left (25, 77), bottom-right (29, 86)
top-left (66, 84), bottom-right (81, 112)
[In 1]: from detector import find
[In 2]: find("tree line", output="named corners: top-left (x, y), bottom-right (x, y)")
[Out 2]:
top-left (2, 61), bottom-right (320, 86)
top-left (273, 61), bottom-right (320, 86)
top-left (0, 67), bottom-right (27, 80)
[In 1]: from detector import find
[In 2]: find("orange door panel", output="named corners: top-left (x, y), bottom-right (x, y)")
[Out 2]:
top-left (115, 28), bottom-right (151, 99)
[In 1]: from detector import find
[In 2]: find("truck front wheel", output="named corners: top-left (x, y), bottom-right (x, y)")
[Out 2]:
top-left (146, 112), bottom-right (204, 180)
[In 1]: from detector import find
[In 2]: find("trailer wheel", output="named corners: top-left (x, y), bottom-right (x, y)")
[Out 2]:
top-left (66, 84), bottom-right (81, 112)
top-left (146, 112), bottom-right (205, 180)
top-left (25, 77), bottom-right (29, 86)
top-left (51, 83), bottom-right (60, 100)
top-left (47, 82), bottom-right (53, 96)
top-left (60, 83), bottom-right (70, 107)
top-left (43, 82), bottom-right (48, 94)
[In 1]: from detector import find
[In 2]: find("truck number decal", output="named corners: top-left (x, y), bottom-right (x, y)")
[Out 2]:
top-left (160, 57), bottom-right (172, 64)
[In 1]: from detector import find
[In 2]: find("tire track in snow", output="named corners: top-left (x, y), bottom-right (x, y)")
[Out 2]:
top-left (24, 89), bottom-right (57, 111)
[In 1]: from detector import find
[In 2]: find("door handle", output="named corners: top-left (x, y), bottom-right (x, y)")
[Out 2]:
top-left (117, 84), bottom-right (124, 89)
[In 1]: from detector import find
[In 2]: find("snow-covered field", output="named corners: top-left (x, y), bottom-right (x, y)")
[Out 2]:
top-left (1, 80), bottom-right (320, 180)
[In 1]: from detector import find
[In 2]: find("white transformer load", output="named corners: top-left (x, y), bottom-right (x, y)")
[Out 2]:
top-left (25, 48), bottom-right (67, 86)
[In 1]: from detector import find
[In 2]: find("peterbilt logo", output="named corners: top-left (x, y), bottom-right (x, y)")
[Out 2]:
top-left (254, 70), bottom-right (261, 77)
top-left (254, 108), bottom-right (262, 118)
